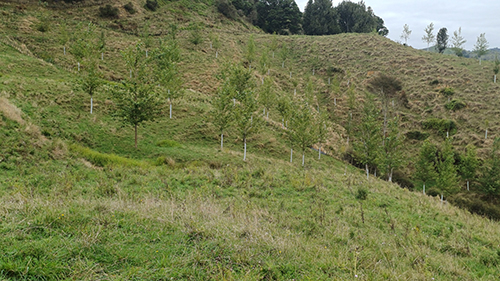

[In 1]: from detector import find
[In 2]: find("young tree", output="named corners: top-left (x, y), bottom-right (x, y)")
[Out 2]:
top-left (211, 80), bottom-right (234, 151)
top-left (494, 56), bottom-right (500, 83)
top-left (436, 139), bottom-right (459, 196)
top-left (316, 109), bottom-right (328, 160)
top-left (366, 73), bottom-right (402, 146)
top-left (354, 93), bottom-right (380, 180)
top-left (479, 138), bottom-right (500, 198)
top-left (436, 27), bottom-right (448, 54)
top-left (258, 77), bottom-right (276, 119)
top-left (379, 117), bottom-right (404, 182)
top-left (474, 33), bottom-right (489, 65)
top-left (279, 42), bottom-right (289, 68)
top-left (422, 22), bottom-right (435, 49)
top-left (400, 24), bottom-right (411, 45)
top-left (459, 144), bottom-right (478, 191)
top-left (450, 27), bottom-right (467, 57)
top-left (245, 35), bottom-right (257, 68)
top-left (259, 51), bottom-right (269, 75)
top-left (289, 100), bottom-right (318, 166)
top-left (269, 33), bottom-right (278, 58)
top-left (71, 22), bottom-right (103, 114)
top-left (234, 88), bottom-right (261, 161)
top-left (209, 32), bottom-right (221, 58)
top-left (153, 39), bottom-right (181, 119)
top-left (112, 41), bottom-right (163, 149)
top-left (415, 139), bottom-right (438, 190)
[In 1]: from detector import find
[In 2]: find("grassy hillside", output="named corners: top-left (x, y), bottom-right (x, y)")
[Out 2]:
top-left (1, 1), bottom-right (500, 280)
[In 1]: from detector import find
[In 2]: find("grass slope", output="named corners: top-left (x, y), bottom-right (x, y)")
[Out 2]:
top-left (1, 1), bottom-right (500, 280)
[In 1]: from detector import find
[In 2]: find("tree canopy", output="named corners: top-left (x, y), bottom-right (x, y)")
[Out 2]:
top-left (256, 0), bottom-right (302, 35)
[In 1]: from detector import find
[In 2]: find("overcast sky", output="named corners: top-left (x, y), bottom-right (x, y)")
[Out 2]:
top-left (295, 0), bottom-right (500, 50)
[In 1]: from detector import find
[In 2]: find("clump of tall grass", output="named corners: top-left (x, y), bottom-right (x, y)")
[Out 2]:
top-left (70, 144), bottom-right (146, 167)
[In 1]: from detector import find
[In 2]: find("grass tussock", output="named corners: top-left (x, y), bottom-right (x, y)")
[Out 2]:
top-left (70, 144), bottom-right (147, 168)
top-left (0, 97), bottom-right (24, 125)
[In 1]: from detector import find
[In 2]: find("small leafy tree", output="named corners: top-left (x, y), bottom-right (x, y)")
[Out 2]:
top-left (459, 144), bottom-right (478, 191)
top-left (379, 117), bottom-right (404, 182)
top-left (258, 77), bottom-right (276, 119)
top-left (400, 24), bottom-right (411, 45)
top-left (269, 33), bottom-right (278, 58)
top-left (245, 35), bottom-right (257, 68)
top-left (279, 42), bottom-right (289, 68)
top-left (479, 138), bottom-right (500, 198)
top-left (415, 139), bottom-right (438, 190)
top-left (153, 39), bottom-right (181, 119)
top-left (71, 22), bottom-right (103, 114)
top-left (234, 89), bottom-right (261, 161)
top-left (209, 32), bottom-right (221, 58)
top-left (316, 109), bottom-right (328, 160)
top-left (473, 33), bottom-right (489, 65)
top-left (450, 27), bottom-right (466, 57)
top-left (494, 56), bottom-right (500, 83)
top-left (422, 22), bottom-right (435, 49)
top-left (436, 139), bottom-right (459, 196)
top-left (366, 73), bottom-right (402, 146)
top-left (112, 41), bottom-right (163, 149)
top-left (436, 27), bottom-right (448, 54)
top-left (354, 93), bottom-right (380, 179)
top-left (259, 51), bottom-right (269, 75)
top-left (211, 80), bottom-right (234, 151)
top-left (289, 100), bottom-right (318, 166)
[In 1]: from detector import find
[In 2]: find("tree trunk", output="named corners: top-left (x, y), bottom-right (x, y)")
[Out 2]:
top-left (374, 169), bottom-right (377, 177)
top-left (243, 137), bottom-right (247, 161)
top-left (135, 124), bottom-right (138, 149)
top-left (318, 145), bottom-right (321, 160)
top-left (221, 133), bottom-right (224, 151)
top-left (78, 62), bottom-right (80, 71)
top-left (328, 77), bottom-right (330, 85)
top-left (485, 129), bottom-right (488, 139)
top-left (423, 184), bottom-right (425, 195)
top-left (302, 152), bottom-right (305, 166)
top-left (90, 96), bottom-right (93, 114)
top-left (101, 52), bottom-right (103, 60)
top-left (495, 75), bottom-right (497, 83)
top-left (266, 111), bottom-right (269, 119)
top-left (360, 202), bottom-right (364, 224)
top-left (216, 51), bottom-right (218, 58)
top-left (233, 98), bottom-right (235, 106)
top-left (388, 168), bottom-right (393, 182)
top-left (467, 180), bottom-right (469, 191)
top-left (366, 164), bottom-right (369, 180)
top-left (290, 72), bottom-right (292, 78)
top-left (290, 148), bottom-right (293, 163)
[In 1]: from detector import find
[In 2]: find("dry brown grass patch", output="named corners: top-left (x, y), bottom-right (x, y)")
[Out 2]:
top-left (0, 97), bottom-right (25, 125)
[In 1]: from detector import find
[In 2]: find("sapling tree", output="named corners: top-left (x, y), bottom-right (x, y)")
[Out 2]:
top-left (473, 33), bottom-right (489, 65)
top-left (279, 42), bottom-right (289, 68)
top-left (479, 138), bottom-right (500, 198)
top-left (493, 56), bottom-right (499, 83)
top-left (289, 100), bottom-right (318, 166)
top-left (436, 27), bottom-right (448, 54)
top-left (366, 73), bottom-right (402, 146)
top-left (415, 139), bottom-right (438, 192)
top-left (422, 22), bottom-right (435, 49)
top-left (436, 139), bottom-right (459, 196)
top-left (209, 32), bottom-right (221, 58)
top-left (112, 41), bottom-right (163, 149)
top-left (400, 24), bottom-right (411, 45)
top-left (269, 33), bottom-right (278, 58)
top-left (153, 39), bottom-right (181, 119)
top-left (234, 89), bottom-right (261, 161)
top-left (316, 109), bottom-right (328, 160)
top-left (450, 27), bottom-right (466, 57)
top-left (258, 77), bottom-right (276, 119)
top-left (245, 35), bottom-right (257, 68)
top-left (259, 51), bottom-right (269, 75)
top-left (59, 22), bottom-right (69, 55)
top-left (379, 117), bottom-right (404, 182)
top-left (353, 93), bottom-right (380, 180)
top-left (141, 21), bottom-right (152, 55)
top-left (459, 144), bottom-right (478, 191)
top-left (211, 80), bottom-right (234, 151)
top-left (71, 22), bottom-right (103, 114)
top-left (276, 94), bottom-right (293, 130)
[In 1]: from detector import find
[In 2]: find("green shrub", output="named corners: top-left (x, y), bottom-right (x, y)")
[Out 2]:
top-left (124, 2), bottom-right (136, 14)
top-left (422, 118), bottom-right (457, 136)
top-left (99, 5), bottom-right (119, 18)
top-left (449, 194), bottom-right (500, 221)
top-left (430, 79), bottom-right (440, 85)
top-left (216, 0), bottom-right (238, 20)
top-left (445, 99), bottom-right (466, 111)
top-left (35, 18), bottom-right (50, 32)
top-left (406, 131), bottom-right (429, 140)
top-left (189, 29), bottom-right (204, 45)
top-left (144, 0), bottom-right (159, 11)
top-left (355, 188), bottom-right (368, 200)
top-left (326, 66), bottom-right (344, 75)
top-left (155, 156), bottom-right (176, 167)
top-left (156, 139), bottom-right (181, 148)
top-left (69, 144), bottom-right (145, 167)
top-left (440, 87), bottom-right (455, 96)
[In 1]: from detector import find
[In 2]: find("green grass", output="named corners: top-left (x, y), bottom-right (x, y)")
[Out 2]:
top-left (1, 2), bottom-right (500, 280)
